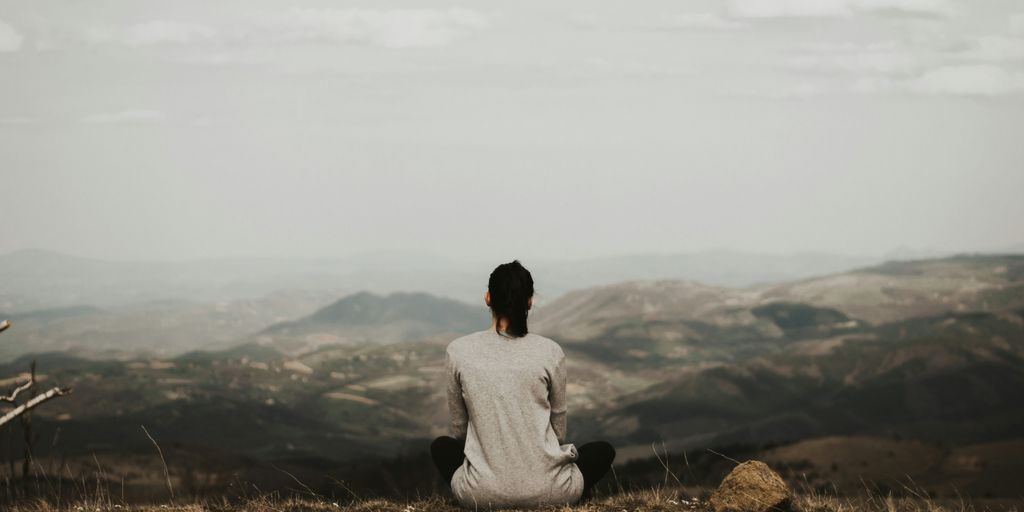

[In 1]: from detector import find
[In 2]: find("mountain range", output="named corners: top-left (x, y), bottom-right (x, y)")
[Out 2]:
top-left (0, 247), bottom-right (889, 312)
top-left (0, 253), bottom-right (1022, 498)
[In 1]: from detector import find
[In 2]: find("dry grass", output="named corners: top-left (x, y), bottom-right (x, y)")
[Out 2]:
top-left (2, 487), bottom-right (1020, 512)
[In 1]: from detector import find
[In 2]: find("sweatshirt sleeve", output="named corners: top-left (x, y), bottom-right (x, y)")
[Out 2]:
top-left (548, 346), bottom-right (568, 444)
top-left (445, 348), bottom-right (469, 440)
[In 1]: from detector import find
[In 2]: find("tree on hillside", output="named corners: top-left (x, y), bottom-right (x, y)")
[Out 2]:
top-left (0, 320), bottom-right (73, 428)
top-left (0, 319), bottom-right (73, 480)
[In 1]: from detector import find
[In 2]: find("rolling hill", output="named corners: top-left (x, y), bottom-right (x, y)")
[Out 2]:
top-left (0, 290), bottom-right (336, 362)
top-left (255, 291), bottom-right (490, 355)
top-left (2, 254), bottom-right (1022, 499)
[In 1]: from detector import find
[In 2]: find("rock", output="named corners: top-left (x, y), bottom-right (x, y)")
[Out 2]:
top-left (710, 460), bottom-right (791, 512)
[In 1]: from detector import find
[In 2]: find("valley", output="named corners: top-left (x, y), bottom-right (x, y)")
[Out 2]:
top-left (0, 254), bottom-right (1022, 500)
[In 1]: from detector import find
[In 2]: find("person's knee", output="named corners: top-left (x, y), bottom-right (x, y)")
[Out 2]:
top-left (579, 441), bottom-right (616, 464)
top-left (594, 441), bottom-right (616, 464)
top-left (431, 436), bottom-right (454, 455)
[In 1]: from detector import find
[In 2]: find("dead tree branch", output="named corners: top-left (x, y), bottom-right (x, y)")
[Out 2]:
top-left (1, 359), bottom-right (36, 404)
top-left (0, 321), bottom-right (74, 428)
top-left (0, 376), bottom-right (34, 404)
top-left (0, 386), bottom-right (73, 427)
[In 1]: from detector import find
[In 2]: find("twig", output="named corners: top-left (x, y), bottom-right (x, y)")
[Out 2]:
top-left (706, 448), bottom-right (741, 465)
top-left (327, 476), bottom-right (360, 501)
top-left (661, 441), bottom-right (669, 488)
top-left (0, 320), bottom-right (10, 335)
top-left (682, 449), bottom-right (698, 490)
top-left (0, 386), bottom-right (72, 427)
top-left (270, 462), bottom-right (320, 500)
top-left (93, 452), bottom-right (111, 507)
top-left (32, 457), bottom-right (55, 501)
top-left (651, 441), bottom-right (684, 488)
top-left (609, 463), bottom-right (624, 494)
top-left (0, 378), bottom-right (34, 401)
top-left (896, 473), bottom-right (930, 502)
top-left (141, 424), bottom-right (174, 501)
top-left (0, 368), bottom-right (35, 404)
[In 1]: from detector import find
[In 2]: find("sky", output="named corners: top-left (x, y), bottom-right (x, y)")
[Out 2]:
top-left (1, 0), bottom-right (1022, 263)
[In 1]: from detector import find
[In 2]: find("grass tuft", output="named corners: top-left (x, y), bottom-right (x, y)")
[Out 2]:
top-left (2, 486), bottom-right (1019, 512)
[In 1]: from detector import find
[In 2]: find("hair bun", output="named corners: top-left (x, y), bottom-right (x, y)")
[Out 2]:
top-left (488, 260), bottom-right (534, 338)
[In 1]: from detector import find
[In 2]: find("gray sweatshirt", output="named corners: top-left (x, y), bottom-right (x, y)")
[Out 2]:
top-left (445, 329), bottom-right (584, 509)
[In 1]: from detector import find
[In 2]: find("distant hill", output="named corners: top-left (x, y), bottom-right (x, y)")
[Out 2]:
top-left (256, 291), bottom-right (489, 355)
top-left (530, 255), bottom-right (1024, 451)
top-left (1, 248), bottom-right (892, 310)
top-left (759, 254), bottom-right (1024, 324)
top-left (0, 290), bottom-right (336, 362)
top-left (594, 309), bottom-right (1024, 447)
top-left (531, 250), bottom-right (881, 295)
top-left (0, 249), bottom-right (355, 311)
top-left (532, 254), bottom-right (1024, 344)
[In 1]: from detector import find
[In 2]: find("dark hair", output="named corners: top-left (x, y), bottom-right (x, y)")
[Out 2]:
top-left (488, 260), bottom-right (534, 338)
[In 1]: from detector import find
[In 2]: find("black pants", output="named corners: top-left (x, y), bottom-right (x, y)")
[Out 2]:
top-left (431, 436), bottom-right (616, 502)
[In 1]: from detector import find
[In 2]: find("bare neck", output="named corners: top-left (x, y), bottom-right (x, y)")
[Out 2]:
top-left (489, 316), bottom-right (509, 333)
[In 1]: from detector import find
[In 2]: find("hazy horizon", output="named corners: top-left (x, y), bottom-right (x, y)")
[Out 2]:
top-left (2, 241), bottom-right (1020, 265)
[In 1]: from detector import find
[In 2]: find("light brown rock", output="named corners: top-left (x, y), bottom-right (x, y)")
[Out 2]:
top-left (710, 460), bottom-right (791, 512)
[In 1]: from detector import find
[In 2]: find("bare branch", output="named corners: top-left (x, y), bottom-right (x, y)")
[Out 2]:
top-left (141, 424), bottom-right (175, 501)
top-left (0, 386), bottom-right (72, 427)
top-left (0, 323), bottom-right (74, 438)
top-left (0, 377), bottom-right (33, 403)
top-left (1, 360), bottom-right (38, 403)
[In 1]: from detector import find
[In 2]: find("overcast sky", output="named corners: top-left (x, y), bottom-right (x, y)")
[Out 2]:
top-left (1, 0), bottom-right (1022, 262)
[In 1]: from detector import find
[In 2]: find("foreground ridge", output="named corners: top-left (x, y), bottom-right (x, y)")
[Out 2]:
top-left (3, 487), bottom-right (1019, 512)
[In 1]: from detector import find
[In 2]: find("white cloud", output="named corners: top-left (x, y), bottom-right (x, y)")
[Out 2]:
top-left (190, 116), bottom-right (222, 126)
top-left (778, 40), bottom-right (937, 79)
top-left (0, 116), bottom-right (37, 125)
top-left (68, 9), bottom-right (489, 50)
top-left (177, 50), bottom-right (270, 66)
top-left (954, 35), bottom-right (1024, 63)
top-left (83, 21), bottom-right (217, 47)
top-left (905, 64), bottom-right (1024, 96)
top-left (0, 18), bottom-right (23, 52)
top-left (249, 8), bottom-right (489, 48)
top-left (782, 41), bottom-right (923, 74)
top-left (773, 35), bottom-right (1024, 96)
top-left (728, 0), bottom-right (955, 19)
top-left (849, 77), bottom-right (896, 94)
top-left (1011, 13), bottom-right (1024, 34)
top-left (81, 110), bottom-right (167, 124)
top-left (730, 0), bottom-right (848, 18)
top-left (853, 0), bottom-right (955, 17)
top-left (664, 13), bottom-right (748, 31)
top-left (736, 81), bottom-right (833, 99)
top-left (570, 12), bottom-right (747, 32)
top-left (742, 63), bottom-right (1024, 98)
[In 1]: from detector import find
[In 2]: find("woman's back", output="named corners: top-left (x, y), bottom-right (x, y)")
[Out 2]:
top-left (445, 329), bottom-right (584, 509)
